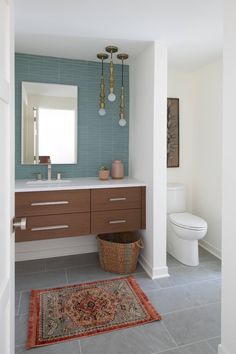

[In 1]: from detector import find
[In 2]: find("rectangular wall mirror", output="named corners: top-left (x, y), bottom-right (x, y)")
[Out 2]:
top-left (21, 82), bottom-right (78, 165)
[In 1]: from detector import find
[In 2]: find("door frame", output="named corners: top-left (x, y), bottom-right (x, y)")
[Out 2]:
top-left (0, 0), bottom-right (15, 353)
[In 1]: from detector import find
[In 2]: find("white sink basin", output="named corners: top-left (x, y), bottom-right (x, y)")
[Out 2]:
top-left (26, 179), bottom-right (72, 186)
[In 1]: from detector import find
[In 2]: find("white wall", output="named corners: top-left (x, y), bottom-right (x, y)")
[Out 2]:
top-left (129, 42), bottom-right (168, 279)
top-left (167, 58), bottom-right (222, 259)
top-left (167, 71), bottom-right (194, 211)
top-left (192, 59), bottom-right (222, 258)
top-left (220, 0), bottom-right (236, 352)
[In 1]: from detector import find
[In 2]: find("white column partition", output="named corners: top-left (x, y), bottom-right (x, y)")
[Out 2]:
top-left (129, 42), bottom-right (168, 279)
top-left (220, 0), bottom-right (236, 353)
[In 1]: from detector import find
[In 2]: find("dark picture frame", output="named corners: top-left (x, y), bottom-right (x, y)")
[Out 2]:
top-left (167, 98), bottom-right (179, 168)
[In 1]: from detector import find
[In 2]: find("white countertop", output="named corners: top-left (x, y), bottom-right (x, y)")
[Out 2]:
top-left (15, 177), bottom-right (146, 192)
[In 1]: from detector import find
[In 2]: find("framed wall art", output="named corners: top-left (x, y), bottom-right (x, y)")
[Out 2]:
top-left (167, 98), bottom-right (179, 168)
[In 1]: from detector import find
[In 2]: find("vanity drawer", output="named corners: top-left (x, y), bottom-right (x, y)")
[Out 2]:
top-left (91, 187), bottom-right (142, 211)
top-left (15, 212), bottom-right (90, 242)
top-left (91, 209), bottom-right (141, 234)
top-left (15, 190), bottom-right (90, 217)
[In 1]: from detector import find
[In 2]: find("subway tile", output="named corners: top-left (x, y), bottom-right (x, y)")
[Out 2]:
top-left (15, 53), bottom-right (129, 179)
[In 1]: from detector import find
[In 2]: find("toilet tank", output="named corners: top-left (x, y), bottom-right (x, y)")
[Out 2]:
top-left (167, 183), bottom-right (186, 214)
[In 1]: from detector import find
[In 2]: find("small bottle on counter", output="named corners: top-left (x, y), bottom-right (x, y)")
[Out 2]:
top-left (111, 160), bottom-right (124, 179)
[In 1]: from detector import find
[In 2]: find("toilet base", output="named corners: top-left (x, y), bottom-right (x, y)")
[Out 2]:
top-left (167, 222), bottom-right (199, 266)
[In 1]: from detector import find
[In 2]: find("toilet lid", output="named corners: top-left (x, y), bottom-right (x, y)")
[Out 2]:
top-left (169, 212), bottom-right (207, 230)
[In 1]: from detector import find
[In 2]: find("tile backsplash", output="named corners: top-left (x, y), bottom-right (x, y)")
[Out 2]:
top-left (15, 53), bottom-right (129, 179)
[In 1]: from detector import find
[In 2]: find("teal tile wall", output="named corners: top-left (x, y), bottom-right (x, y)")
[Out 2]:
top-left (15, 53), bottom-right (129, 179)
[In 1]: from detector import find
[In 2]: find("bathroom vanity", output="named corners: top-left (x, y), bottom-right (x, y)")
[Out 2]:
top-left (15, 178), bottom-right (146, 242)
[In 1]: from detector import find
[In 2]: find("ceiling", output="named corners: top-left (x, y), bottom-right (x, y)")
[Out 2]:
top-left (15, 0), bottom-right (223, 70)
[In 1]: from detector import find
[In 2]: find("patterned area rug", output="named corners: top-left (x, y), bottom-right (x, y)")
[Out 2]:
top-left (27, 276), bottom-right (161, 349)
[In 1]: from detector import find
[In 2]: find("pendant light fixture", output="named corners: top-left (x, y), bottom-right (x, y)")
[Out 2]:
top-left (97, 53), bottom-right (108, 116)
top-left (106, 45), bottom-right (118, 102)
top-left (117, 53), bottom-right (128, 127)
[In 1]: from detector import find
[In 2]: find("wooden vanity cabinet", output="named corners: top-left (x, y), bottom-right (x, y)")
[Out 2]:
top-left (15, 186), bottom-right (146, 242)
top-left (91, 187), bottom-right (145, 234)
top-left (15, 189), bottom-right (91, 242)
top-left (15, 190), bottom-right (90, 216)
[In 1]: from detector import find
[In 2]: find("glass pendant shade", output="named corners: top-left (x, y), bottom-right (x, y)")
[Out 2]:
top-left (119, 118), bottom-right (127, 127)
top-left (98, 108), bottom-right (106, 116)
top-left (108, 92), bottom-right (116, 102)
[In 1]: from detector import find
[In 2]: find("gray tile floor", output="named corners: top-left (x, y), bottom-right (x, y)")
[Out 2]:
top-left (15, 247), bottom-right (221, 354)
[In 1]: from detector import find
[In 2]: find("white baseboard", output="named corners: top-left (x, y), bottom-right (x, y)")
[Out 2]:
top-left (218, 344), bottom-right (228, 354)
top-left (139, 254), bottom-right (169, 279)
top-left (199, 239), bottom-right (221, 260)
top-left (15, 235), bottom-right (98, 261)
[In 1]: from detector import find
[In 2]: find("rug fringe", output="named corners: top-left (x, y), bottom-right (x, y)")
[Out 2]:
top-left (26, 290), bottom-right (39, 349)
top-left (128, 277), bottom-right (162, 321)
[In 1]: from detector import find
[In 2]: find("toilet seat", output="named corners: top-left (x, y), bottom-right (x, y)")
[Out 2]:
top-left (169, 212), bottom-right (207, 231)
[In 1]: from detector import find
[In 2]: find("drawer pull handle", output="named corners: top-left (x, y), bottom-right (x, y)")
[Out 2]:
top-left (31, 201), bottom-right (69, 206)
top-left (109, 197), bottom-right (127, 202)
top-left (31, 225), bottom-right (69, 232)
top-left (109, 220), bottom-right (126, 224)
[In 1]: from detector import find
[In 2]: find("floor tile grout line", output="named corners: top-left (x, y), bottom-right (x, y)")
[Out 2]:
top-left (16, 259), bottom-right (100, 275)
top-left (160, 320), bottom-right (179, 348)
top-left (15, 278), bottom-right (220, 294)
top-left (161, 300), bottom-right (221, 317)
top-left (17, 311), bottom-right (28, 316)
top-left (15, 261), bottom-right (220, 277)
top-left (145, 277), bottom-right (221, 293)
top-left (151, 345), bottom-right (181, 354)
top-left (46, 261), bottom-right (100, 272)
top-left (16, 291), bottom-right (22, 316)
top-left (174, 336), bottom-right (220, 352)
top-left (207, 336), bottom-right (221, 352)
top-left (15, 267), bottom-right (70, 277)
top-left (151, 335), bottom-right (221, 354)
top-left (165, 259), bottom-right (220, 270)
top-left (65, 268), bottom-right (69, 284)
top-left (78, 340), bottom-right (82, 354)
top-left (17, 261), bottom-right (143, 276)
top-left (158, 275), bottom-right (221, 290)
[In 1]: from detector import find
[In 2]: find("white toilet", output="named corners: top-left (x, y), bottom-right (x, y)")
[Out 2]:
top-left (167, 183), bottom-right (208, 266)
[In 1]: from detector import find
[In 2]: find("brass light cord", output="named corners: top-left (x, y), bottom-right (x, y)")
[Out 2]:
top-left (109, 51), bottom-right (114, 95)
top-left (106, 46), bottom-right (118, 100)
top-left (100, 57), bottom-right (105, 109)
top-left (117, 53), bottom-right (128, 125)
top-left (97, 52), bottom-right (108, 115)
top-left (120, 58), bottom-right (125, 120)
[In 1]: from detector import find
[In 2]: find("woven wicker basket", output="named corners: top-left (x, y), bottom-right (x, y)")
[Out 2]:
top-left (97, 232), bottom-right (144, 274)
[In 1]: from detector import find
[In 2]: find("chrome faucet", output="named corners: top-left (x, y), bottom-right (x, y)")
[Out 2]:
top-left (47, 158), bottom-right (52, 181)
